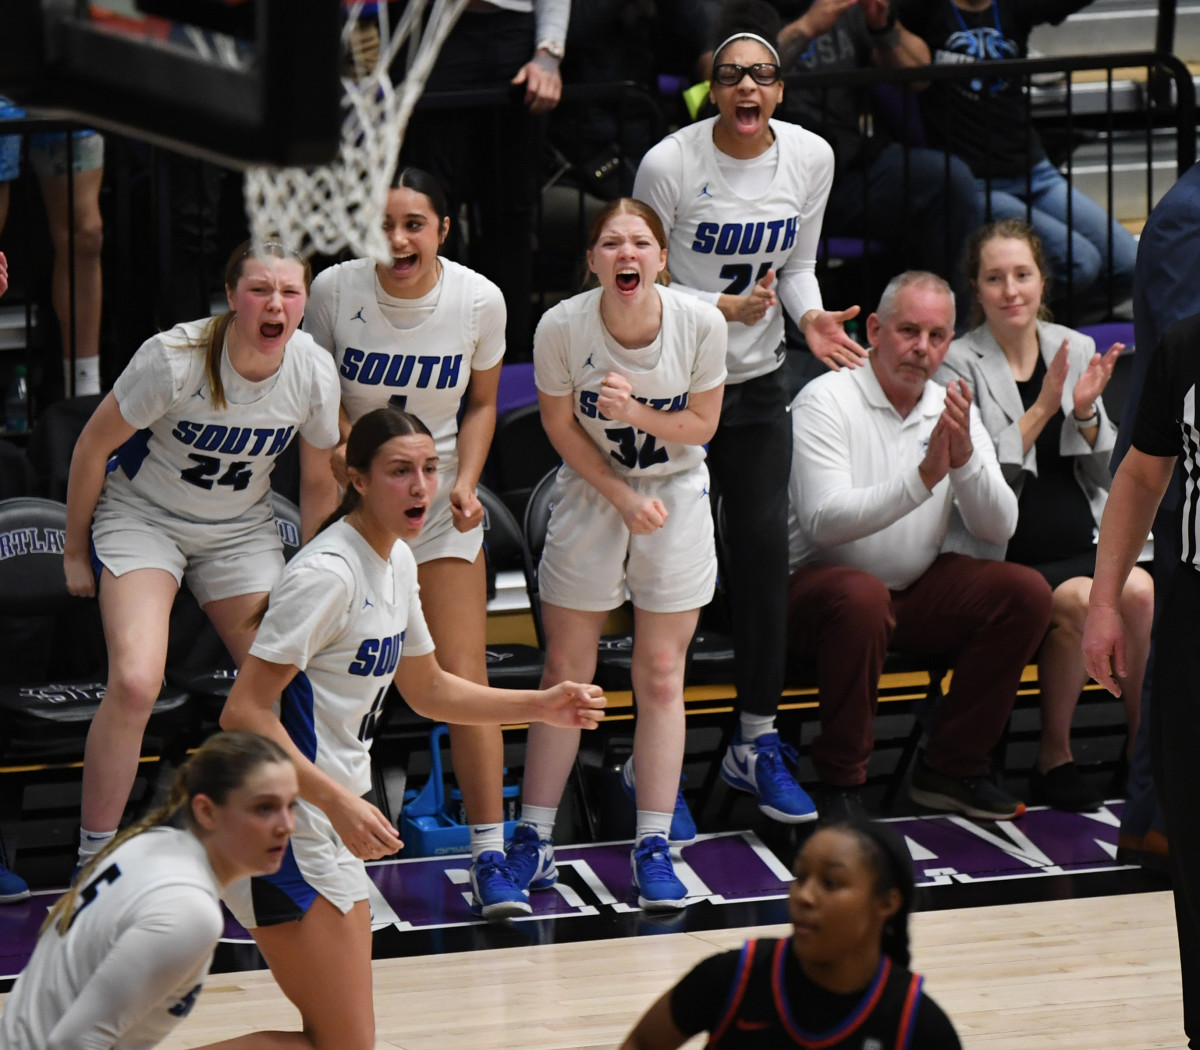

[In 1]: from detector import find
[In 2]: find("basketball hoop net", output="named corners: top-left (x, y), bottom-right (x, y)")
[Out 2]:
top-left (243, 0), bottom-right (467, 262)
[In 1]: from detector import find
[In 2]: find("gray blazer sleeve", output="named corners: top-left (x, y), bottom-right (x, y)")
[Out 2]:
top-left (935, 321), bottom-right (1116, 559)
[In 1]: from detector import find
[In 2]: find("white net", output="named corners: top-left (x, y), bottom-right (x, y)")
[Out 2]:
top-left (244, 0), bottom-right (468, 262)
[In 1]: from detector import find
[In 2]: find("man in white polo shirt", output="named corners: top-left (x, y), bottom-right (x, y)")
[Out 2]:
top-left (787, 270), bottom-right (1052, 822)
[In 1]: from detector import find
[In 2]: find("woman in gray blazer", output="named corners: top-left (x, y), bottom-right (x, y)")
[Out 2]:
top-left (940, 219), bottom-right (1152, 813)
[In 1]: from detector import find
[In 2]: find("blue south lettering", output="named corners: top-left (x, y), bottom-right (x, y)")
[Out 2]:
top-left (341, 349), bottom-right (463, 389)
top-left (171, 422), bottom-right (293, 457)
top-left (692, 218), bottom-right (799, 255)
top-left (347, 634), bottom-right (403, 677)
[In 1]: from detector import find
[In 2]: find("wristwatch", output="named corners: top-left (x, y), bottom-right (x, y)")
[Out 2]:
top-left (535, 38), bottom-right (566, 62)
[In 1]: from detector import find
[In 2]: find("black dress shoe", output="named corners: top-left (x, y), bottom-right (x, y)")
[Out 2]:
top-left (1029, 762), bottom-right (1102, 812)
top-left (817, 784), bottom-right (872, 825)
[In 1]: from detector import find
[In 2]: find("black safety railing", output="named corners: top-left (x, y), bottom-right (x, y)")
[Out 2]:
top-left (0, 55), bottom-right (1195, 434)
top-left (784, 51), bottom-right (1196, 329)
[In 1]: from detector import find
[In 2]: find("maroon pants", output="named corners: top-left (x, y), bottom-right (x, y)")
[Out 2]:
top-left (786, 553), bottom-right (1053, 786)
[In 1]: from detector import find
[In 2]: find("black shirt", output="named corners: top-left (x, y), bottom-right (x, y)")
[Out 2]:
top-left (1133, 312), bottom-right (1200, 566)
top-left (898, 0), bottom-right (1092, 177)
top-left (1006, 354), bottom-right (1098, 564)
top-left (778, 5), bottom-right (888, 174)
top-left (669, 939), bottom-right (961, 1049)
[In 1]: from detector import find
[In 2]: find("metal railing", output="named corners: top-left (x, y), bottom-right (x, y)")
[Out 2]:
top-left (782, 51), bottom-right (1196, 327)
top-left (0, 54), bottom-right (1195, 429)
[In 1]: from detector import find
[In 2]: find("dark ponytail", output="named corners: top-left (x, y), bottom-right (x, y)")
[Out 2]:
top-left (391, 166), bottom-right (450, 224)
top-left (317, 407), bottom-right (434, 535)
top-left (828, 819), bottom-right (916, 970)
top-left (709, 0), bottom-right (782, 64)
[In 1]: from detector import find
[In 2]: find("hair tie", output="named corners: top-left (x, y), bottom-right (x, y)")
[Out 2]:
top-left (714, 31), bottom-right (781, 65)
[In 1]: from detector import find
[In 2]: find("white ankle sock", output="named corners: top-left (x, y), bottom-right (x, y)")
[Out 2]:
top-left (739, 713), bottom-right (776, 743)
top-left (65, 356), bottom-right (100, 396)
top-left (518, 805), bottom-right (557, 842)
top-left (635, 810), bottom-right (673, 845)
top-left (78, 827), bottom-right (116, 864)
top-left (469, 823), bottom-right (505, 861)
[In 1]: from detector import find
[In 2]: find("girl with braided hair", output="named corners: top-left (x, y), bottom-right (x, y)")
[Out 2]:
top-left (0, 731), bottom-right (298, 1050)
top-left (620, 820), bottom-right (962, 1049)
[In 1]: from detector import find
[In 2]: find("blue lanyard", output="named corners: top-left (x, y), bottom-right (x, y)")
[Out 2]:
top-left (949, 0), bottom-right (1003, 36)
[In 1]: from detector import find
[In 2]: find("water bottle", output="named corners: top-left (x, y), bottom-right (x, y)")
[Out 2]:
top-left (5, 364), bottom-right (28, 434)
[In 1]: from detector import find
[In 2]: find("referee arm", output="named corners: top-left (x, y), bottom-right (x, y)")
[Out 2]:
top-left (1083, 447), bottom-right (1175, 695)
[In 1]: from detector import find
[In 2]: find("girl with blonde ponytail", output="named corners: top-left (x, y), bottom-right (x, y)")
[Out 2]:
top-left (62, 239), bottom-right (342, 875)
top-left (1, 731), bottom-right (298, 1050)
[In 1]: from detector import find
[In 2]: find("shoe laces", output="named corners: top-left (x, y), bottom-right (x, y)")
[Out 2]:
top-left (507, 827), bottom-right (543, 865)
top-left (635, 837), bottom-right (676, 882)
top-left (475, 854), bottom-right (520, 889)
top-left (754, 734), bottom-right (799, 780)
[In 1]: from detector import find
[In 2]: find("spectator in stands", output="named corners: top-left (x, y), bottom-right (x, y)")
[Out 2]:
top-left (771, 0), bottom-right (982, 318)
top-left (398, 0), bottom-right (568, 359)
top-left (897, 0), bottom-right (1136, 320)
top-left (635, 0), bottom-right (865, 827)
top-left (0, 101), bottom-right (105, 396)
top-left (787, 270), bottom-right (1052, 822)
top-left (939, 220), bottom-right (1150, 812)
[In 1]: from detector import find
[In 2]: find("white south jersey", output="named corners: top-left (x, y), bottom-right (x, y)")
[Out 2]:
top-left (304, 256), bottom-right (506, 468)
top-left (0, 828), bottom-right (223, 1050)
top-left (634, 117), bottom-right (834, 384)
top-left (102, 320), bottom-right (341, 522)
top-left (533, 284), bottom-right (727, 479)
top-left (249, 519), bottom-right (436, 797)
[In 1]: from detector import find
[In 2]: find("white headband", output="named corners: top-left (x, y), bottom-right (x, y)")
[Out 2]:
top-left (713, 32), bottom-right (781, 65)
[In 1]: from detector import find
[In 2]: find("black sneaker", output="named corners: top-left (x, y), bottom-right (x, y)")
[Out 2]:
top-left (817, 784), bottom-right (872, 825)
top-left (1029, 762), bottom-right (1102, 812)
top-left (909, 758), bottom-right (1025, 821)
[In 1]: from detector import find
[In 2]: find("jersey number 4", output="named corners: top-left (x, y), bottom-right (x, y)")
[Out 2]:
top-left (357, 686), bottom-right (388, 744)
top-left (605, 427), bottom-right (670, 470)
top-left (180, 454), bottom-right (254, 491)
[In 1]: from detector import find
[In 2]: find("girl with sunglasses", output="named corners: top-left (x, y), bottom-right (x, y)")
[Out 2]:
top-left (633, 1), bottom-right (861, 826)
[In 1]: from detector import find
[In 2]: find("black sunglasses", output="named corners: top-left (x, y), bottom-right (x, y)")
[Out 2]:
top-left (712, 62), bottom-right (781, 87)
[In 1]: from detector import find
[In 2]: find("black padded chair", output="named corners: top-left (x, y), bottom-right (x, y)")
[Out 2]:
top-left (487, 403), bottom-right (561, 522)
top-left (477, 482), bottom-right (545, 689)
top-left (165, 491), bottom-right (305, 726)
top-left (0, 497), bottom-right (196, 827)
top-left (24, 393), bottom-right (104, 500)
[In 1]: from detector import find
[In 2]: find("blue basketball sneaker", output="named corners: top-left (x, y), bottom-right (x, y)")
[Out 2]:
top-left (504, 824), bottom-right (558, 891)
top-left (720, 731), bottom-right (817, 823)
top-left (469, 851), bottom-right (531, 921)
top-left (620, 757), bottom-right (697, 847)
top-left (0, 860), bottom-right (30, 903)
top-left (631, 835), bottom-right (687, 910)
